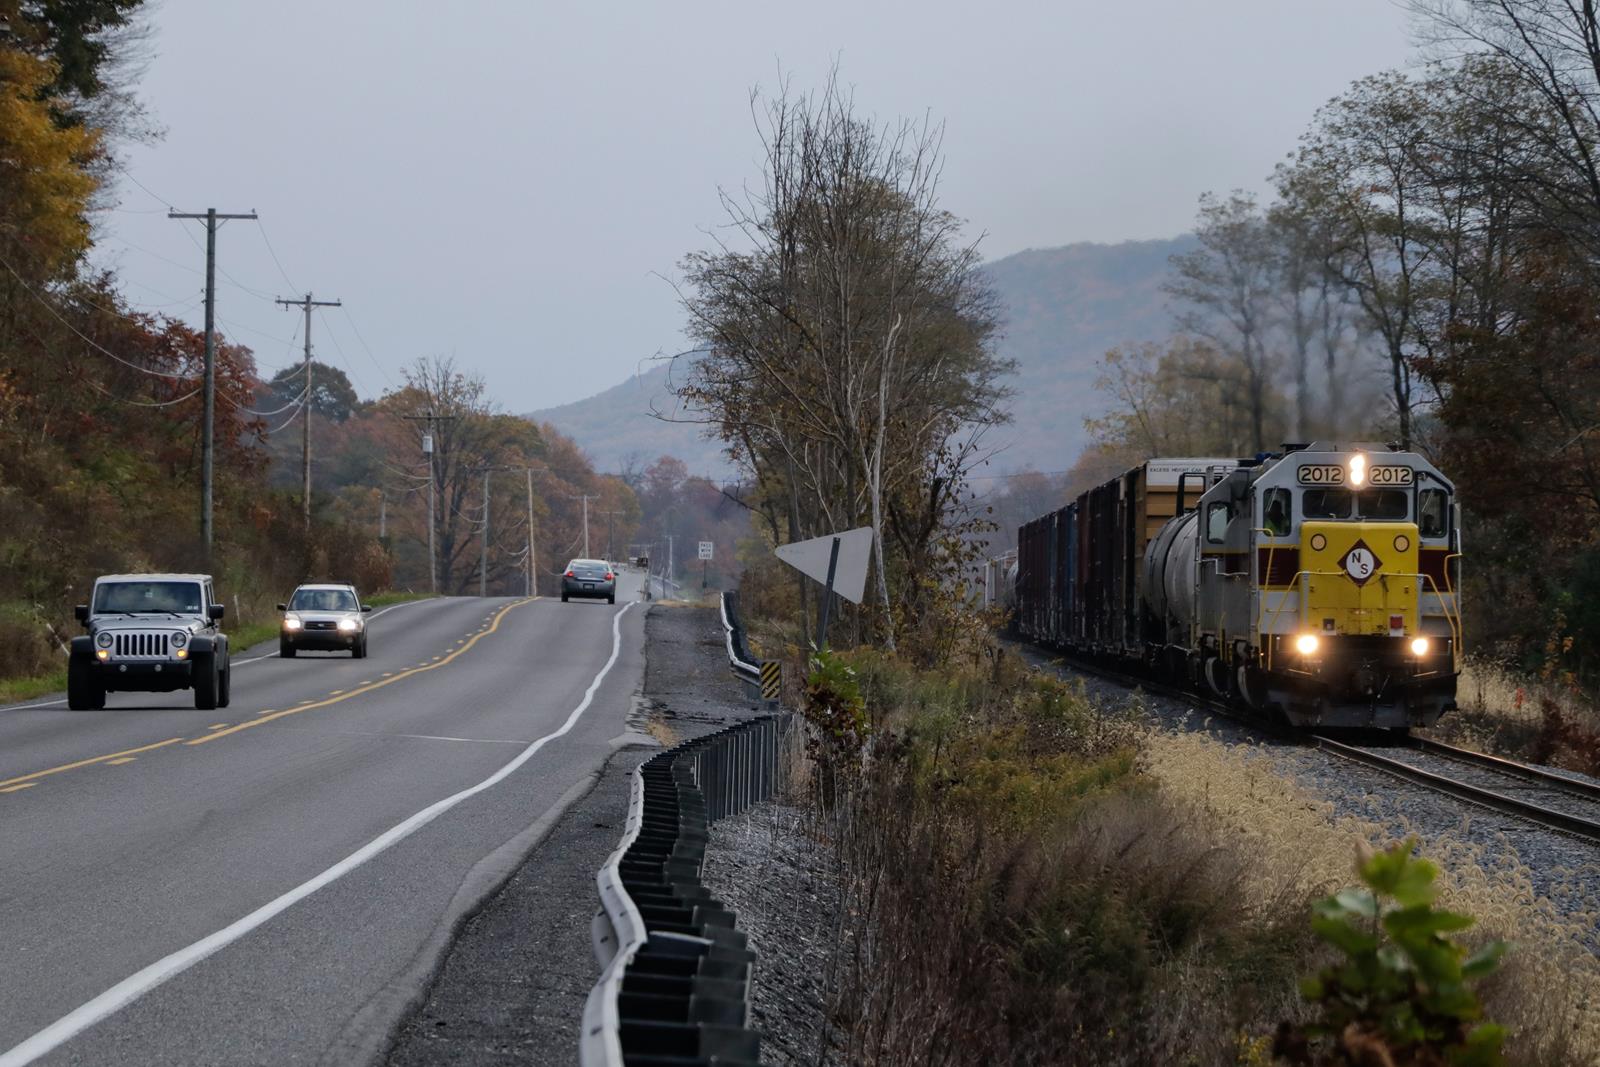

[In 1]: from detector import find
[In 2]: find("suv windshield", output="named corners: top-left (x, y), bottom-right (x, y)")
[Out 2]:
top-left (290, 588), bottom-right (358, 612)
top-left (94, 581), bottom-right (204, 614)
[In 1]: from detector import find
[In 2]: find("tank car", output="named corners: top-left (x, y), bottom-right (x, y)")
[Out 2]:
top-left (1016, 444), bottom-right (1460, 729)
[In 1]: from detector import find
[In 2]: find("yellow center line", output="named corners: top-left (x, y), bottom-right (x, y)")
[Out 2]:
top-left (0, 736), bottom-right (187, 791)
top-left (185, 598), bottom-right (530, 748)
top-left (1, 783), bottom-right (36, 793)
top-left (105, 757), bottom-right (137, 766)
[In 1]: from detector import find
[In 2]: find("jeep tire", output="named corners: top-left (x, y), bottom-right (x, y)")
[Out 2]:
top-left (67, 654), bottom-right (105, 711)
top-left (193, 651), bottom-right (219, 711)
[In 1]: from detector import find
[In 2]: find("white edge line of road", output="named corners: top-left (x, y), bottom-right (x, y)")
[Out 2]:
top-left (0, 599), bottom-right (638, 1067)
top-left (0, 598), bottom-right (439, 714)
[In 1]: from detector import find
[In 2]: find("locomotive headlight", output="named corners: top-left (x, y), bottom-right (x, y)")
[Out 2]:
top-left (1295, 633), bottom-right (1320, 655)
top-left (1410, 636), bottom-right (1431, 657)
top-left (95, 632), bottom-right (113, 648)
top-left (1348, 453), bottom-right (1367, 487)
top-left (336, 617), bottom-right (358, 632)
top-left (1394, 534), bottom-right (1411, 553)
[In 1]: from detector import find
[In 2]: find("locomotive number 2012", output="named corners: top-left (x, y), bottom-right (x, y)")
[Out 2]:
top-left (1298, 464), bottom-right (1344, 484)
top-left (1368, 465), bottom-right (1414, 485)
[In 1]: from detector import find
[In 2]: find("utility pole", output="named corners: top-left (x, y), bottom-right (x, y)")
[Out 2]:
top-left (274, 292), bottom-right (341, 531)
top-left (572, 494), bottom-right (599, 557)
top-left (402, 410), bottom-right (457, 594)
top-left (168, 207), bottom-right (258, 556)
top-left (598, 510), bottom-right (623, 562)
top-left (480, 468), bottom-right (491, 598)
top-left (525, 467), bottom-right (539, 597)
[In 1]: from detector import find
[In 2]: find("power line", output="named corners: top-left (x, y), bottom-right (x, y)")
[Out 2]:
top-left (314, 307), bottom-right (367, 397)
top-left (85, 378), bottom-right (201, 408)
top-left (0, 255), bottom-right (201, 381)
top-left (235, 383), bottom-right (308, 418)
top-left (256, 220), bottom-right (299, 292)
top-left (339, 307), bottom-right (396, 388)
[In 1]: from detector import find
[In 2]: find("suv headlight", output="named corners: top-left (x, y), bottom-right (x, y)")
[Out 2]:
top-left (337, 617), bottom-right (358, 632)
top-left (171, 631), bottom-right (188, 648)
top-left (95, 632), bottom-right (113, 648)
top-left (284, 616), bottom-right (302, 631)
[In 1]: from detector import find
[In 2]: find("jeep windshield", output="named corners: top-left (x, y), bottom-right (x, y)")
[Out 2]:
top-left (289, 589), bottom-right (358, 612)
top-left (93, 581), bottom-right (204, 615)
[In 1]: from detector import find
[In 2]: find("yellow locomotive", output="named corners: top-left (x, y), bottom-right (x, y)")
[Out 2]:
top-left (1016, 444), bottom-right (1460, 729)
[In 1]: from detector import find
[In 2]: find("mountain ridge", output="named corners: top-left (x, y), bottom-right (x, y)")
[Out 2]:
top-left (525, 235), bottom-right (1193, 477)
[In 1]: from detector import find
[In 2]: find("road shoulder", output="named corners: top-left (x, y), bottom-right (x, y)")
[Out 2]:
top-left (384, 601), bottom-right (761, 1066)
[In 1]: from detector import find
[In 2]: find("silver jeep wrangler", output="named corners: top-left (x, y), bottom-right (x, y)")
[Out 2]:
top-left (69, 574), bottom-right (231, 711)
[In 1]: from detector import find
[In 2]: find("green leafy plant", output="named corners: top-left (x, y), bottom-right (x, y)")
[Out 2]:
top-left (1277, 837), bottom-right (1507, 1066)
top-left (804, 647), bottom-right (870, 758)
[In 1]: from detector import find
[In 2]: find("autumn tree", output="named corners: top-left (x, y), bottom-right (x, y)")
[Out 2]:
top-left (677, 70), bottom-right (1009, 650)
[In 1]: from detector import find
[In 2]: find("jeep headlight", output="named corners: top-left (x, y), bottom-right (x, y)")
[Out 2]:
top-left (171, 631), bottom-right (188, 648)
top-left (283, 616), bottom-right (302, 631)
top-left (337, 617), bottom-right (358, 632)
top-left (95, 632), bottom-right (113, 648)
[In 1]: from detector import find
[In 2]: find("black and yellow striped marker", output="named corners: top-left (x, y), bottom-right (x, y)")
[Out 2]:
top-left (759, 661), bottom-right (781, 700)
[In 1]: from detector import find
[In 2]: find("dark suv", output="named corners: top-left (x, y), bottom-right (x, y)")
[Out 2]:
top-left (561, 559), bottom-right (616, 604)
top-left (70, 573), bottom-right (231, 710)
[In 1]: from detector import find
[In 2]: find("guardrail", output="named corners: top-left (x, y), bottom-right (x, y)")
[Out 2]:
top-left (719, 591), bottom-right (762, 682)
top-left (580, 714), bottom-right (796, 1066)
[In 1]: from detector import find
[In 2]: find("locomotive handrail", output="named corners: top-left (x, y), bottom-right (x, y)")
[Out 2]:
top-left (1259, 568), bottom-right (1463, 676)
top-left (1253, 527), bottom-right (1285, 669)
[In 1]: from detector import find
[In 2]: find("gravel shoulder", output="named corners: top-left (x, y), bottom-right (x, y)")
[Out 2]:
top-left (383, 601), bottom-right (770, 1066)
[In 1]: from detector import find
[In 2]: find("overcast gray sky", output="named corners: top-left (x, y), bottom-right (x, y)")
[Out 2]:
top-left (99, 0), bottom-right (1415, 410)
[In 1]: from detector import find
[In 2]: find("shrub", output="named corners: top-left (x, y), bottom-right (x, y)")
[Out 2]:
top-left (1277, 838), bottom-right (1506, 1067)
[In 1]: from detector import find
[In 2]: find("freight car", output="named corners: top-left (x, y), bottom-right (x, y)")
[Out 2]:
top-left (1015, 445), bottom-right (1460, 729)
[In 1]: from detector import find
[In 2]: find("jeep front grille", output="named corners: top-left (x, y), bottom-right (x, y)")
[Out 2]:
top-left (113, 631), bottom-right (170, 659)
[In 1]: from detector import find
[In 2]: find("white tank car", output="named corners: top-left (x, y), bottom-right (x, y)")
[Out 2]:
top-left (1143, 509), bottom-right (1198, 638)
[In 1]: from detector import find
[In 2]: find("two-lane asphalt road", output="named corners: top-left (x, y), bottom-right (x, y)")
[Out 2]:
top-left (0, 584), bottom-right (648, 1065)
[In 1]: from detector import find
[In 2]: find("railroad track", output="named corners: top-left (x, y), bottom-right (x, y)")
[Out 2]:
top-left (1317, 735), bottom-right (1600, 844)
top-left (1022, 643), bottom-right (1600, 844)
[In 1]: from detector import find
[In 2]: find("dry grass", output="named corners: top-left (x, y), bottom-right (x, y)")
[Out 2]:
top-left (1427, 658), bottom-right (1600, 775)
top-left (1145, 729), bottom-right (1600, 1066)
top-left (797, 646), bottom-right (1600, 1066)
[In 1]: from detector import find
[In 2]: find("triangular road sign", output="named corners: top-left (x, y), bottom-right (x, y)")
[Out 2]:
top-left (775, 527), bottom-right (873, 605)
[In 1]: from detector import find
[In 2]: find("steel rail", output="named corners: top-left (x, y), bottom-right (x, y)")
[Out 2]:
top-left (1018, 642), bottom-right (1600, 844)
top-left (1311, 734), bottom-right (1600, 844)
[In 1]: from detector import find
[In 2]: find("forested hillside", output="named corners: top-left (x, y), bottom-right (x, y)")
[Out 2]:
top-left (0, 4), bottom-right (641, 685)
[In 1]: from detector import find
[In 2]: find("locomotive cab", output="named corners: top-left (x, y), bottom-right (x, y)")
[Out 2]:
top-left (1209, 445), bottom-right (1460, 728)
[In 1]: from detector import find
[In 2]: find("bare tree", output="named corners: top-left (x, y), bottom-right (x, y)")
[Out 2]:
top-left (1166, 192), bottom-right (1280, 452)
top-left (677, 69), bottom-right (1008, 649)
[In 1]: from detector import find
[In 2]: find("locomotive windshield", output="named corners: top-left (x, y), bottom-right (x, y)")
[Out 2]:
top-left (1301, 488), bottom-right (1408, 521)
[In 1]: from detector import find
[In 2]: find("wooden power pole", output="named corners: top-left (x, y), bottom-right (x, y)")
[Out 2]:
top-left (168, 207), bottom-right (258, 555)
top-left (275, 292), bottom-right (342, 531)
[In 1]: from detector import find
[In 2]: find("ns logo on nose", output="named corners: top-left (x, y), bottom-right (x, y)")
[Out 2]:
top-left (1339, 540), bottom-right (1381, 586)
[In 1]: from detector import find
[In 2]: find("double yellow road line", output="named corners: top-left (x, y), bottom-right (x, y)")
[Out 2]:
top-left (0, 598), bottom-right (532, 794)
